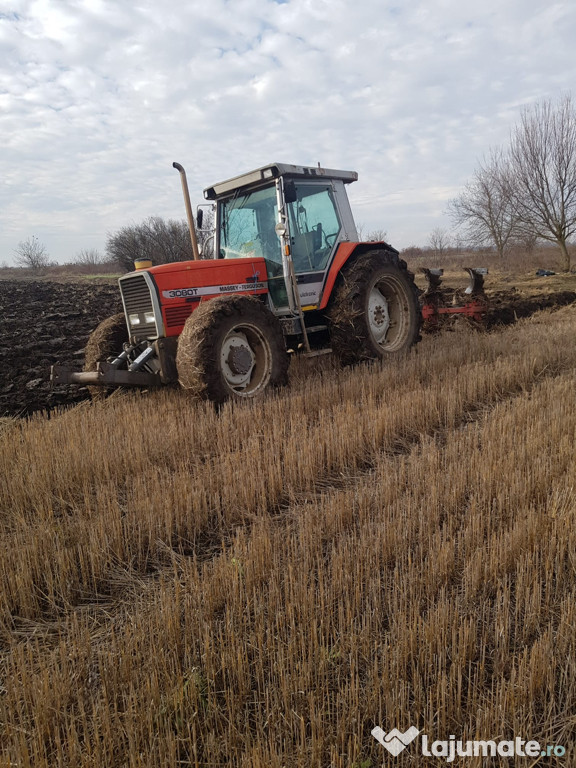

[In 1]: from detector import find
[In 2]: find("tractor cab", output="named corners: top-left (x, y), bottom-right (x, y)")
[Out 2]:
top-left (203, 163), bottom-right (359, 315)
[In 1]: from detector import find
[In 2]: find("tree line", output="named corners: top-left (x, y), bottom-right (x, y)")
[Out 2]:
top-left (449, 94), bottom-right (576, 270)
top-left (12, 214), bottom-right (215, 272)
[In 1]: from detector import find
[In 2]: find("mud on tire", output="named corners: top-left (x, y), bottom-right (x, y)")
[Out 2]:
top-left (83, 313), bottom-right (128, 401)
top-left (176, 295), bottom-right (289, 404)
top-left (328, 252), bottom-right (421, 365)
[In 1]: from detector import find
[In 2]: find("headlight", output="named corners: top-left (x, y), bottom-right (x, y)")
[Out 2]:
top-left (128, 311), bottom-right (155, 326)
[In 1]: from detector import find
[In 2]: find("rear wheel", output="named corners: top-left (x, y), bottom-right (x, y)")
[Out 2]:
top-left (328, 253), bottom-right (421, 365)
top-left (83, 313), bottom-right (128, 400)
top-left (176, 295), bottom-right (289, 404)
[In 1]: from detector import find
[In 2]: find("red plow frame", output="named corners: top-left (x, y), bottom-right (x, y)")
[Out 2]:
top-left (419, 267), bottom-right (488, 329)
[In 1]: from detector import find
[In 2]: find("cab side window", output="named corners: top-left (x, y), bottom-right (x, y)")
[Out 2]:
top-left (287, 184), bottom-right (341, 273)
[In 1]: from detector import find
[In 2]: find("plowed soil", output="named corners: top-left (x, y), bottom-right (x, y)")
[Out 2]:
top-left (487, 287), bottom-right (576, 325)
top-left (0, 279), bottom-right (121, 417)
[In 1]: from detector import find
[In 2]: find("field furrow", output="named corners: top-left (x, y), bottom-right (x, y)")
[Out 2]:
top-left (1, 310), bottom-right (576, 629)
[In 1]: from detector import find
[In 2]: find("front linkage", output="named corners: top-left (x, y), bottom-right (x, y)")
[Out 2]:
top-left (51, 337), bottom-right (176, 389)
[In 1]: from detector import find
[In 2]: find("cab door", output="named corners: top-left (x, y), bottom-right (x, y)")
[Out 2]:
top-left (285, 181), bottom-right (343, 307)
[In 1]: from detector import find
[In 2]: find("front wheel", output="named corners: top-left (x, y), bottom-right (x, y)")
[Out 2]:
top-left (176, 295), bottom-right (289, 404)
top-left (328, 254), bottom-right (421, 365)
top-left (83, 313), bottom-right (128, 400)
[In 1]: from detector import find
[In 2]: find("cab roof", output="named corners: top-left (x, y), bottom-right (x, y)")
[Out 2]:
top-left (203, 163), bottom-right (358, 200)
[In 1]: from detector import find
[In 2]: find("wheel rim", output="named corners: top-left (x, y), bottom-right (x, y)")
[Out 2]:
top-left (368, 286), bottom-right (391, 344)
top-left (219, 323), bottom-right (272, 396)
top-left (367, 273), bottom-right (409, 352)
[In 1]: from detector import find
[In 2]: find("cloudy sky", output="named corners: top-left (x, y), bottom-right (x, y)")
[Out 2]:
top-left (1, 0), bottom-right (575, 264)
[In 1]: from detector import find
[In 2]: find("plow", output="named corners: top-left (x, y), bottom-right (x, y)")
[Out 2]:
top-left (419, 267), bottom-right (489, 329)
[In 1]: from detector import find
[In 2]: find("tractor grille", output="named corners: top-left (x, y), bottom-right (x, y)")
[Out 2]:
top-left (119, 273), bottom-right (159, 341)
top-left (165, 304), bottom-right (194, 329)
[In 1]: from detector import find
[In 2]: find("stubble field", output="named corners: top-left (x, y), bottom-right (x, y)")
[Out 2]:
top-left (1, 268), bottom-right (576, 766)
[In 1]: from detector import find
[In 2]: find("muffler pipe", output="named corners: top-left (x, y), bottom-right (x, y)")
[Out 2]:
top-left (173, 162), bottom-right (200, 261)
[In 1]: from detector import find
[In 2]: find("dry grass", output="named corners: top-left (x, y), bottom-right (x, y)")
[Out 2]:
top-left (1, 306), bottom-right (576, 766)
top-left (406, 242), bottom-right (575, 274)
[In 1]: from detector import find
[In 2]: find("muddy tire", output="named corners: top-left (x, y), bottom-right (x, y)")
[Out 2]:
top-left (176, 295), bottom-right (289, 404)
top-left (83, 313), bottom-right (128, 401)
top-left (328, 253), bottom-right (421, 365)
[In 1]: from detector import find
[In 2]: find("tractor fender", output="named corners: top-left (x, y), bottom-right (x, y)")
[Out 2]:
top-left (318, 242), bottom-right (400, 311)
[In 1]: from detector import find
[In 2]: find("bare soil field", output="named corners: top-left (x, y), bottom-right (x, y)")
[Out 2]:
top-left (0, 279), bottom-right (121, 417)
top-left (1, 266), bottom-right (576, 765)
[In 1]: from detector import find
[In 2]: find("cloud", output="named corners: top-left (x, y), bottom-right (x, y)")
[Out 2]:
top-left (1, 0), bottom-right (576, 263)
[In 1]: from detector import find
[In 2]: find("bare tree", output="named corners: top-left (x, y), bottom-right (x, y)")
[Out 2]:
top-left (509, 94), bottom-right (576, 271)
top-left (13, 236), bottom-right (50, 271)
top-left (106, 217), bottom-right (194, 272)
top-left (401, 245), bottom-right (424, 259)
top-left (448, 149), bottom-right (519, 259)
top-left (367, 229), bottom-right (388, 242)
top-left (75, 248), bottom-right (106, 266)
top-left (355, 225), bottom-right (388, 242)
top-left (428, 227), bottom-right (452, 260)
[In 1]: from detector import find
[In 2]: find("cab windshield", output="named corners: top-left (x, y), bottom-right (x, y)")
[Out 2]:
top-left (219, 185), bottom-right (281, 272)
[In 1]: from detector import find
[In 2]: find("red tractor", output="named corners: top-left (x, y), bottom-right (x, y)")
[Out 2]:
top-left (53, 162), bottom-right (422, 403)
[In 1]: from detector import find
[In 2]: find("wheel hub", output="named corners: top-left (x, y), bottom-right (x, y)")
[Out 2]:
top-left (368, 286), bottom-right (391, 344)
top-left (220, 331), bottom-right (257, 389)
top-left (226, 343), bottom-right (253, 376)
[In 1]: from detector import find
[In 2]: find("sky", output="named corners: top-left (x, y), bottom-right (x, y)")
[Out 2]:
top-left (1, 0), bottom-right (575, 265)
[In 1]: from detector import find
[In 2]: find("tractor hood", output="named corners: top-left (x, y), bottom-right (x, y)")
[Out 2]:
top-left (123, 257), bottom-right (269, 338)
top-left (142, 257), bottom-right (268, 287)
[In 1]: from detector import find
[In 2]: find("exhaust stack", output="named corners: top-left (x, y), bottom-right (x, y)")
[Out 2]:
top-left (173, 162), bottom-right (200, 261)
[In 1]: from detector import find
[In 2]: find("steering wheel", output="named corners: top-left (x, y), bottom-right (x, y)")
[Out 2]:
top-left (324, 233), bottom-right (337, 247)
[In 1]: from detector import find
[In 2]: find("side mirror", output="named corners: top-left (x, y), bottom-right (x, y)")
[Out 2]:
top-left (284, 181), bottom-right (298, 204)
top-left (196, 208), bottom-right (204, 230)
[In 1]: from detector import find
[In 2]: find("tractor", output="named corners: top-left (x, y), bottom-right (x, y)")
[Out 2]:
top-left (52, 162), bottom-right (422, 403)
